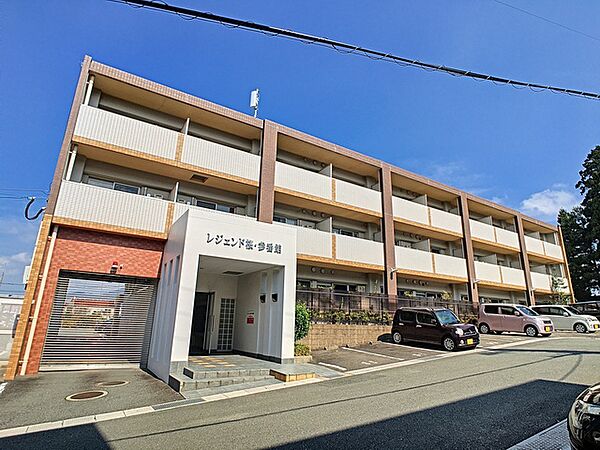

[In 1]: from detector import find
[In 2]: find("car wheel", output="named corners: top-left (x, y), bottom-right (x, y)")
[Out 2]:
top-left (392, 331), bottom-right (403, 344)
top-left (525, 325), bottom-right (538, 337)
top-left (479, 323), bottom-right (490, 334)
top-left (442, 336), bottom-right (456, 351)
top-left (574, 323), bottom-right (587, 334)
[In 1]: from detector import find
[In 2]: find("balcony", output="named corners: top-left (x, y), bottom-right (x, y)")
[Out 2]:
top-left (336, 235), bottom-right (384, 267)
top-left (54, 181), bottom-right (169, 234)
top-left (530, 272), bottom-right (570, 293)
top-left (524, 236), bottom-right (564, 261)
top-left (182, 134), bottom-right (261, 184)
top-left (333, 179), bottom-right (382, 214)
top-left (294, 227), bottom-right (333, 259)
top-left (469, 220), bottom-right (520, 251)
top-left (274, 162), bottom-right (332, 200)
top-left (475, 261), bottom-right (526, 289)
top-left (392, 197), bottom-right (463, 236)
top-left (74, 105), bottom-right (179, 160)
top-left (394, 246), bottom-right (467, 281)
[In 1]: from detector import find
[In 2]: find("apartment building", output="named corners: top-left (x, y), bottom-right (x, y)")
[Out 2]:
top-left (6, 56), bottom-right (572, 382)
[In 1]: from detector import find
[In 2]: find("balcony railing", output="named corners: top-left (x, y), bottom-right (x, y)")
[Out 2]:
top-left (336, 235), bottom-right (384, 266)
top-left (475, 261), bottom-right (526, 288)
top-left (295, 227), bottom-right (333, 258)
top-left (470, 219), bottom-right (520, 250)
top-left (74, 105), bottom-right (179, 160)
top-left (182, 134), bottom-right (261, 183)
top-left (524, 236), bottom-right (564, 261)
top-left (274, 162), bottom-right (332, 200)
top-left (395, 246), bottom-right (467, 280)
top-left (54, 181), bottom-right (169, 234)
top-left (530, 272), bottom-right (570, 293)
top-left (333, 179), bottom-right (382, 214)
top-left (392, 197), bottom-right (462, 236)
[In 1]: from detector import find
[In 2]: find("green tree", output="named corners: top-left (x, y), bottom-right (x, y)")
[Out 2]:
top-left (294, 303), bottom-right (310, 342)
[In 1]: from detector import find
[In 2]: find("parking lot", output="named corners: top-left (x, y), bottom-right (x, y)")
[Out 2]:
top-left (312, 331), bottom-right (597, 373)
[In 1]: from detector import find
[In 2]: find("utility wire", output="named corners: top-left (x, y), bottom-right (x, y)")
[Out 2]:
top-left (111, 0), bottom-right (600, 101)
top-left (492, 0), bottom-right (600, 43)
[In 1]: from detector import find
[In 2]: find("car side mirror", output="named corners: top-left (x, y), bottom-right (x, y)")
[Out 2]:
top-left (563, 312), bottom-right (569, 317)
top-left (514, 311), bottom-right (521, 316)
top-left (431, 319), bottom-right (437, 325)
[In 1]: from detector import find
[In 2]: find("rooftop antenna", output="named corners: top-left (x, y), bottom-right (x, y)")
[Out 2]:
top-left (250, 88), bottom-right (260, 118)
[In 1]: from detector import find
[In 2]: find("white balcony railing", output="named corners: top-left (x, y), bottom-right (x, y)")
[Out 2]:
top-left (500, 266), bottom-right (526, 287)
top-left (274, 162), bottom-right (332, 200)
top-left (392, 197), bottom-right (463, 236)
top-left (525, 236), bottom-right (564, 261)
top-left (474, 261), bottom-right (502, 284)
top-left (531, 272), bottom-right (551, 291)
top-left (55, 181), bottom-right (168, 233)
top-left (334, 179), bottom-right (382, 214)
top-left (470, 220), bottom-right (520, 250)
top-left (182, 135), bottom-right (261, 183)
top-left (395, 246), bottom-right (467, 279)
top-left (74, 105), bottom-right (179, 160)
top-left (336, 235), bottom-right (384, 266)
top-left (295, 227), bottom-right (333, 258)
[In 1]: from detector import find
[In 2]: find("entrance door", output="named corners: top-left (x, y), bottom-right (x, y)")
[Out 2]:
top-left (189, 292), bottom-right (212, 355)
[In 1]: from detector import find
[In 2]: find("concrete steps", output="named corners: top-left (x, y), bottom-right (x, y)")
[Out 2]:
top-left (169, 367), bottom-right (275, 392)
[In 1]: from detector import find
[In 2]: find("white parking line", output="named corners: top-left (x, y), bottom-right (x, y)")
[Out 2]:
top-left (0, 382), bottom-right (7, 396)
top-left (341, 347), bottom-right (405, 360)
top-left (318, 362), bottom-right (347, 371)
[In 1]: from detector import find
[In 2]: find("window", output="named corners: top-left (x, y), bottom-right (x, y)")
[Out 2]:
top-left (535, 307), bottom-right (550, 315)
top-left (500, 306), bottom-right (515, 315)
top-left (87, 177), bottom-right (114, 189)
top-left (516, 306), bottom-right (538, 316)
top-left (273, 215), bottom-right (298, 226)
top-left (417, 312), bottom-right (436, 325)
top-left (484, 305), bottom-right (499, 314)
top-left (197, 199), bottom-right (217, 210)
top-left (400, 310), bottom-right (416, 323)
top-left (333, 228), bottom-right (360, 238)
top-left (549, 307), bottom-right (566, 316)
top-left (114, 183), bottom-right (140, 194)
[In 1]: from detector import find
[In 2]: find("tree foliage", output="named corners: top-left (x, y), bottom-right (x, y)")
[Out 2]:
top-left (294, 303), bottom-right (310, 342)
top-left (559, 145), bottom-right (600, 300)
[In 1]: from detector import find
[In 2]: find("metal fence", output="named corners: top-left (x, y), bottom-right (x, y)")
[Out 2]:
top-left (296, 290), bottom-right (477, 325)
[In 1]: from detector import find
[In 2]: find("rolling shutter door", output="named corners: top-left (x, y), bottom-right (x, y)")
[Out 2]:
top-left (41, 271), bottom-right (156, 367)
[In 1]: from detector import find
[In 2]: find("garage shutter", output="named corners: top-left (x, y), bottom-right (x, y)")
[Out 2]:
top-left (40, 271), bottom-right (156, 367)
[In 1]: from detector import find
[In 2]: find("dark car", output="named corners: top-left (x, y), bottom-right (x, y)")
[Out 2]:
top-left (391, 307), bottom-right (479, 351)
top-left (568, 383), bottom-right (600, 450)
top-left (572, 301), bottom-right (600, 321)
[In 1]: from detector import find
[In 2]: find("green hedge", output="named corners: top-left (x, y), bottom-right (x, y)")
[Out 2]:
top-left (295, 303), bottom-right (311, 342)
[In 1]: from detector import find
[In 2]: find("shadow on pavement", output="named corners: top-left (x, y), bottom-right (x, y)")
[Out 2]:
top-left (0, 377), bottom-right (586, 449)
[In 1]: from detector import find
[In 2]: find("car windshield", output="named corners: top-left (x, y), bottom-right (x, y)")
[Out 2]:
top-left (434, 309), bottom-right (461, 325)
top-left (516, 306), bottom-right (538, 316)
top-left (565, 306), bottom-right (581, 315)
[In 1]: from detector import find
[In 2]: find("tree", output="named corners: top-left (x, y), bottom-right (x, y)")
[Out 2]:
top-left (294, 303), bottom-right (310, 342)
top-left (558, 145), bottom-right (600, 300)
top-left (558, 207), bottom-right (596, 300)
top-left (550, 275), bottom-right (571, 305)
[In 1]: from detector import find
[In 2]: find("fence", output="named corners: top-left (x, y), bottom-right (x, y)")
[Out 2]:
top-left (296, 290), bottom-right (477, 325)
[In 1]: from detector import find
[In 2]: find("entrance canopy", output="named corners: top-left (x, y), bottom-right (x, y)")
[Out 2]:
top-left (148, 209), bottom-right (297, 382)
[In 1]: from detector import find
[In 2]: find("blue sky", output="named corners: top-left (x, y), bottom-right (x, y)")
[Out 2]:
top-left (2, 0), bottom-right (599, 291)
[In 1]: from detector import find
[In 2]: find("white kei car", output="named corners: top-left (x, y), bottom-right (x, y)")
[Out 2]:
top-left (531, 305), bottom-right (600, 333)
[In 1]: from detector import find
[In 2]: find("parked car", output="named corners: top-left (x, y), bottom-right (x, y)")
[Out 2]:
top-left (391, 307), bottom-right (479, 351)
top-left (531, 305), bottom-right (600, 333)
top-left (478, 303), bottom-right (553, 337)
top-left (571, 301), bottom-right (600, 321)
top-left (568, 382), bottom-right (600, 450)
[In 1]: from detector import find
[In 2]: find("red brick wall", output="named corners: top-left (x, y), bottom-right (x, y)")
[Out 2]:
top-left (25, 227), bottom-right (164, 374)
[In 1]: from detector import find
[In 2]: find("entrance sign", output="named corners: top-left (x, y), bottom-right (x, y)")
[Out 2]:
top-left (246, 311), bottom-right (255, 325)
top-left (206, 233), bottom-right (282, 254)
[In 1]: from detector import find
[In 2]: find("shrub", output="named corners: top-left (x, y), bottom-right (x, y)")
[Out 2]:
top-left (294, 342), bottom-right (311, 356)
top-left (295, 303), bottom-right (311, 342)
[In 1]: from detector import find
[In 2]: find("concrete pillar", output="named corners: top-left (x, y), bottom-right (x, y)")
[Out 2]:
top-left (257, 120), bottom-right (277, 223)
top-left (380, 164), bottom-right (397, 296)
top-left (458, 194), bottom-right (479, 305)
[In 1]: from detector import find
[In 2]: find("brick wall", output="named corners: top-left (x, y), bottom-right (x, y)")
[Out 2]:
top-left (299, 323), bottom-right (390, 351)
top-left (25, 227), bottom-right (164, 374)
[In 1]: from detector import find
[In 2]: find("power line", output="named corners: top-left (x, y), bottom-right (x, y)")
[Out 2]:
top-left (492, 0), bottom-right (600, 43)
top-left (110, 0), bottom-right (600, 101)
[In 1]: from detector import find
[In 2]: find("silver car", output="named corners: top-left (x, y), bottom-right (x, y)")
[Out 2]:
top-left (532, 305), bottom-right (600, 333)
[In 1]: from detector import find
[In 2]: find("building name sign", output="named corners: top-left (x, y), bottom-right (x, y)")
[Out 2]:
top-left (206, 233), bottom-right (282, 254)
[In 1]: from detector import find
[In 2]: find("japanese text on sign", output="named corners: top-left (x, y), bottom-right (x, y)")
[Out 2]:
top-left (206, 233), bottom-right (282, 254)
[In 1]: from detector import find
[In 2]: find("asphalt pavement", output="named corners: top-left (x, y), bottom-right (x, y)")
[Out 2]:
top-left (1, 333), bottom-right (598, 449)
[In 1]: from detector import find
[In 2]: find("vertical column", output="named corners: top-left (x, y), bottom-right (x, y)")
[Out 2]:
top-left (515, 214), bottom-right (536, 306)
top-left (257, 120), bottom-right (277, 223)
top-left (557, 225), bottom-right (575, 303)
top-left (380, 165), bottom-right (397, 296)
top-left (458, 194), bottom-right (479, 305)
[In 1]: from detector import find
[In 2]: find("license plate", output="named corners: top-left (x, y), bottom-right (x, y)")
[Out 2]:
top-left (545, 326), bottom-right (551, 332)
top-left (467, 338), bottom-right (474, 345)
